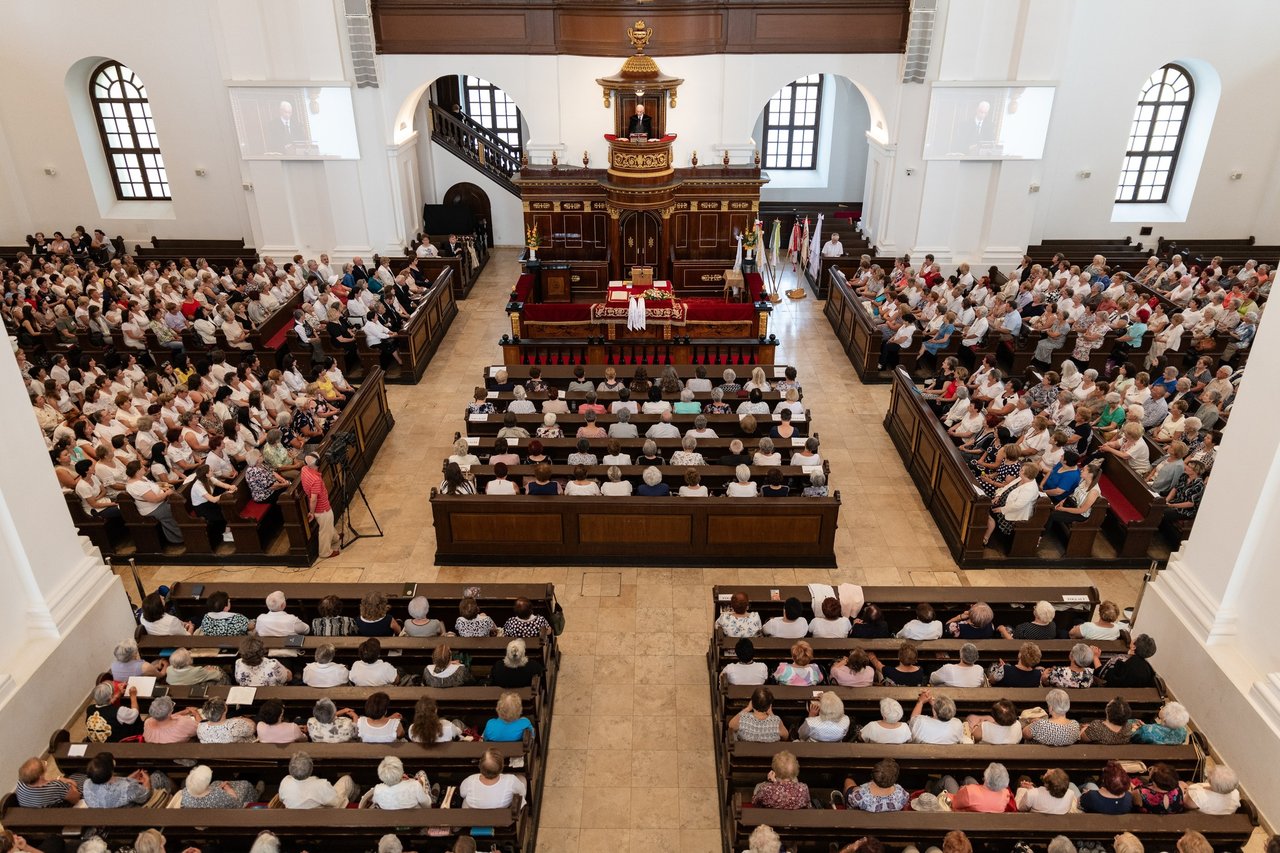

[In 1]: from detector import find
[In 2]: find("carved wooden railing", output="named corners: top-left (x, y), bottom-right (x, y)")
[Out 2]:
top-left (428, 102), bottom-right (521, 196)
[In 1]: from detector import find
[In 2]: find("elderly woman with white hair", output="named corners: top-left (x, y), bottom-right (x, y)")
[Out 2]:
top-left (302, 644), bottom-right (350, 687)
top-left (307, 697), bottom-right (359, 743)
top-left (798, 691), bottom-right (851, 742)
top-left (948, 762), bottom-right (1015, 812)
top-left (752, 437), bottom-right (781, 467)
top-left (930, 644), bottom-right (986, 688)
top-left (946, 602), bottom-right (995, 639)
top-left (670, 435), bottom-right (706, 466)
top-left (180, 764), bottom-right (255, 808)
top-left (142, 695), bottom-right (200, 744)
top-left (85, 680), bottom-right (143, 742)
top-left (490, 638), bottom-right (546, 688)
top-left (1183, 764), bottom-right (1241, 814)
top-left (802, 471), bottom-right (828, 497)
top-left (1042, 643), bottom-right (1096, 688)
top-left (164, 647), bottom-right (229, 686)
top-left (909, 690), bottom-right (969, 744)
top-left (278, 750), bottom-right (359, 809)
top-left (1023, 689), bottom-right (1081, 746)
top-left (402, 596), bottom-right (444, 637)
top-left (600, 465), bottom-right (633, 496)
top-left (371, 756), bottom-right (432, 809)
top-left (744, 825), bottom-right (782, 853)
top-left (636, 465), bottom-right (671, 496)
top-left (506, 385), bottom-right (535, 414)
top-left (196, 697), bottom-right (256, 744)
top-left (860, 697), bottom-right (911, 744)
top-left (726, 465), bottom-right (758, 497)
top-left (1132, 701), bottom-right (1191, 744)
top-left (998, 600), bottom-right (1058, 641)
top-left (109, 638), bottom-right (167, 681)
top-left (535, 412), bottom-right (564, 439)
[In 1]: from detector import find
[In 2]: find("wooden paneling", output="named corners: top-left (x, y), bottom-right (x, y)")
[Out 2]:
top-left (372, 1), bottom-right (909, 55)
top-left (449, 512), bottom-right (564, 542)
top-left (579, 513), bottom-right (690, 543)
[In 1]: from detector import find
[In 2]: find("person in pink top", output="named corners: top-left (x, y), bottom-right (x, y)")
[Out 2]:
top-left (141, 696), bottom-right (199, 744)
top-left (256, 698), bottom-right (307, 743)
top-left (949, 762), bottom-right (1015, 812)
top-left (830, 648), bottom-right (877, 687)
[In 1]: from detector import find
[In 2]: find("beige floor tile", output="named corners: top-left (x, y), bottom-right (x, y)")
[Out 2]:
top-left (679, 829), bottom-right (725, 852)
top-left (579, 786), bottom-right (632, 828)
top-left (587, 715), bottom-right (634, 750)
top-left (629, 750), bottom-right (680, 789)
top-left (538, 786), bottom-right (586, 828)
top-left (591, 682), bottom-right (636, 716)
top-left (583, 748), bottom-right (633, 788)
top-left (544, 748), bottom-right (588, 788)
top-left (676, 751), bottom-right (718, 789)
top-left (534, 827), bottom-right (580, 852)
top-left (677, 787), bottom-right (721, 829)
top-left (629, 786), bottom-right (681, 828)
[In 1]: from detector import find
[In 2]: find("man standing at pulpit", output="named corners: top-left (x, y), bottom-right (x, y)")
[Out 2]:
top-left (626, 103), bottom-right (656, 140)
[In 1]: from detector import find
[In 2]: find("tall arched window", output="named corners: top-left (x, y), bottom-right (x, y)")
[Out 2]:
top-left (90, 61), bottom-right (170, 200)
top-left (763, 74), bottom-right (824, 170)
top-left (463, 76), bottom-right (522, 152)
top-left (1116, 64), bottom-right (1193, 203)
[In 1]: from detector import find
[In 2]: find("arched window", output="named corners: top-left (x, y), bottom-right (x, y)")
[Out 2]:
top-left (90, 61), bottom-right (170, 200)
top-left (763, 74), bottom-right (824, 170)
top-left (1116, 64), bottom-right (1193, 203)
top-left (463, 76), bottom-right (522, 152)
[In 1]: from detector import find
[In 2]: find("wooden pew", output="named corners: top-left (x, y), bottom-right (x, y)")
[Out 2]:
top-left (1098, 452), bottom-right (1167, 558)
top-left (464, 437), bottom-right (817, 464)
top-left (166, 581), bottom-right (557, 624)
top-left (349, 268), bottom-right (458, 384)
top-left (709, 585), bottom-right (1101, 626)
top-left (487, 364), bottom-right (795, 385)
top-left (734, 802), bottom-right (1255, 852)
top-left (464, 464), bottom-right (828, 494)
top-left (708, 637), bottom-right (1127, 674)
top-left (883, 368), bottom-right (1056, 567)
top-left (727, 741), bottom-right (1202, 781)
top-left (431, 491), bottom-right (841, 567)
top-left (464, 411), bottom-right (810, 438)
top-left (0, 798), bottom-right (526, 853)
top-left (718, 685), bottom-right (1169, 721)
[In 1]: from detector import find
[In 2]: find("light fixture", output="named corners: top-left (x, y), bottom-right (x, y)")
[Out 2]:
top-left (1229, 171), bottom-right (1243, 181)
top-left (195, 168), bottom-right (207, 177)
top-left (43, 167), bottom-right (56, 176)
top-left (635, 87), bottom-right (645, 97)
top-left (1077, 170), bottom-right (1092, 179)
top-left (1028, 182), bottom-right (1040, 193)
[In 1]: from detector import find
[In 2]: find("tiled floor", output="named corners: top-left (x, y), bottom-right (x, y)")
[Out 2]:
top-left (131, 249), bottom-right (1146, 853)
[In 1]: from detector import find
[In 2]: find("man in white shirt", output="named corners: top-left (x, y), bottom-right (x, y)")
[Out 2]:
top-left (686, 367), bottom-right (713, 392)
top-left (302, 644), bottom-right (350, 688)
top-left (821, 234), bottom-right (844, 258)
top-left (645, 412), bottom-right (681, 439)
top-left (459, 750), bottom-right (527, 809)
top-left (896, 603), bottom-right (943, 641)
top-left (761, 598), bottom-right (809, 638)
top-left (349, 639), bottom-right (398, 687)
top-left (279, 752), bottom-right (357, 809)
top-left (961, 307), bottom-right (989, 347)
top-left (720, 639), bottom-right (769, 685)
top-left (1003, 399), bottom-right (1034, 437)
top-left (255, 591), bottom-right (311, 637)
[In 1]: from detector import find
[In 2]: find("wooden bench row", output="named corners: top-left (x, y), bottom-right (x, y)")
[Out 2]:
top-left (430, 491), bottom-right (841, 567)
top-left (463, 410), bottom-right (811, 438)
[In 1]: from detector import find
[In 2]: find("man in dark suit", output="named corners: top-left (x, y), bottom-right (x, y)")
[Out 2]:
top-left (625, 103), bottom-right (656, 139)
top-left (265, 100), bottom-right (305, 154)
top-left (953, 101), bottom-right (997, 154)
top-left (350, 256), bottom-right (370, 282)
top-left (440, 234), bottom-right (463, 258)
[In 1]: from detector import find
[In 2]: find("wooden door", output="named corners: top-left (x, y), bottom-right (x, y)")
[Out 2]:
top-left (621, 212), bottom-right (661, 271)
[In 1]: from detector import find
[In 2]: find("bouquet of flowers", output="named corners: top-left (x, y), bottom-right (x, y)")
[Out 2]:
top-left (525, 225), bottom-right (540, 250)
top-left (742, 227), bottom-right (758, 251)
top-left (642, 288), bottom-right (672, 300)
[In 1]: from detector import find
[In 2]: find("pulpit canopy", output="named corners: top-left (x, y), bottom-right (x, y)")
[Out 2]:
top-left (596, 20), bottom-right (684, 137)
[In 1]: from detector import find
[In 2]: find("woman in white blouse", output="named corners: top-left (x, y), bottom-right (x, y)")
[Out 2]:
top-left (752, 437), bottom-right (782, 467)
top-left (564, 465), bottom-right (601, 496)
top-left (600, 466), bottom-right (633, 496)
top-left (1099, 421), bottom-right (1151, 473)
top-left (983, 463), bottom-right (1042, 545)
top-left (726, 465), bottom-right (758, 497)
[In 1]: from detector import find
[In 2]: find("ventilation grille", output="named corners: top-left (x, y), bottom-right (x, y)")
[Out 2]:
top-left (902, 0), bottom-right (937, 84)
top-left (345, 0), bottom-right (378, 88)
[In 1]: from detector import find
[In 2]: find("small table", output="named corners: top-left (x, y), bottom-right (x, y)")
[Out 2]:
top-left (605, 279), bottom-right (672, 304)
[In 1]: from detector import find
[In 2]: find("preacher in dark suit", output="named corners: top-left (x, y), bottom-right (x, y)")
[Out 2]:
top-left (953, 101), bottom-right (998, 154)
top-left (625, 104), bottom-right (656, 140)
top-left (265, 101), bottom-right (306, 154)
top-left (440, 234), bottom-right (464, 258)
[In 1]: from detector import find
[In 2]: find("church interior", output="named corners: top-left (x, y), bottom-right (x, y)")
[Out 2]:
top-left (1, 1), bottom-right (1278, 852)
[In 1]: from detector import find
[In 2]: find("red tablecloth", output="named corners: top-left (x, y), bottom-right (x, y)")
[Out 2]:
top-left (514, 273), bottom-right (764, 325)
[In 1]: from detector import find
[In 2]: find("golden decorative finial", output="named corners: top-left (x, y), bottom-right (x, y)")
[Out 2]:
top-left (627, 20), bottom-right (652, 53)
top-left (550, 150), bottom-right (559, 168)
top-left (753, 149), bottom-right (760, 167)
top-left (583, 151), bottom-right (590, 168)
top-left (691, 150), bottom-right (698, 167)
top-left (722, 149), bottom-right (730, 167)
top-left (520, 151), bottom-right (529, 167)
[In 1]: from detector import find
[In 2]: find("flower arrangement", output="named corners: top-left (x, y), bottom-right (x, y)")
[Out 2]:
top-left (642, 288), bottom-right (672, 300)
top-left (742, 227), bottom-right (759, 251)
top-left (525, 225), bottom-right (540, 251)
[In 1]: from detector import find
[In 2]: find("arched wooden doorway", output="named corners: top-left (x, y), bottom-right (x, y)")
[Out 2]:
top-left (620, 211), bottom-right (662, 271)
top-left (441, 182), bottom-right (493, 248)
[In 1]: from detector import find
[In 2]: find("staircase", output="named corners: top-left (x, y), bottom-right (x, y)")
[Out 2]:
top-left (429, 102), bottom-right (522, 197)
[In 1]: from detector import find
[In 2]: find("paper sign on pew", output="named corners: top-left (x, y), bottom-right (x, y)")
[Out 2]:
top-left (126, 676), bottom-right (156, 698)
top-left (486, 391), bottom-right (498, 399)
top-left (488, 367), bottom-right (501, 378)
top-left (468, 414), bottom-right (488, 422)
top-left (1061, 594), bottom-right (1092, 603)
top-left (226, 687), bottom-right (257, 706)
top-left (507, 438), bottom-right (519, 446)
top-left (772, 413), bottom-right (805, 421)
top-left (802, 466), bottom-right (823, 476)
top-left (465, 437), bottom-right (479, 446)
top-left (792, 438), bottom-right (808, 447)
top-left (773, 367), bottom-right (787, 378)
